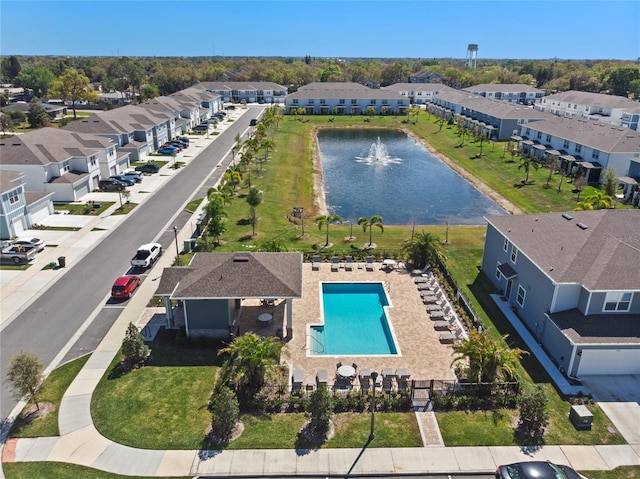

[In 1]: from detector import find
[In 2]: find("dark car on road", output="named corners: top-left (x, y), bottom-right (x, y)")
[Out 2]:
top-left (496, 462), bottom-right (585, 479)
top-left (134, 163), bottom-right (160, 174)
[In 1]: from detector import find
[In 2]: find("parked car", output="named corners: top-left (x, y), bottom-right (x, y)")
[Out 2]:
top-left (176, 136), bottom-right (190, 145)
top-left (169, 140), bottom-right (188, 149)
top-left (496, 462), bottom-right (584, 479)
top-left (162, 143), bottom-right (180, 152)
top-left (110, 175), bottom-right (135, 186)
top-left (134, 163), bottom-right (160, 174)
top-left (98, 179), bottom-right (125, 191)
top-left (130, 243), bottom-right (162, 268)
top-left (158, 147), bottom-right (178, 155)
top-left (13, 237), bottom-right (46, 252)
top-left (122, 170), bottom-right (143, 182)
top-left (1, 245), bottom-right (38, 264)
top-left (111, 275), bottom-right (141, 299)
top-left (193, 125), bottom-right (208, 132)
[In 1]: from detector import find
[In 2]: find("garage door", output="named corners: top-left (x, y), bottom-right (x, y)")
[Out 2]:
top-left (75, 182), bottom-right (91, 199)
top-left (578, 349), bottom-right (640, 375)
top-left (11, 217), bottom-right (25, 236)
top-left (30, 206), bottom-right (50, 224)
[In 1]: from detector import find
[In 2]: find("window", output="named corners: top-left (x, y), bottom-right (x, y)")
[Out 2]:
top-left (61, 161), bottom-right (70, 173)
top-left (604, 292), bottom-right (633, 312)
top-left (503, 238), bottom-right (509, 252)
top-left (510, 245), bottom-right (518, 263)
top-left (370, 99), bottom-right (376, 105)
top-left (292, 99), bottom-right (298, 104)
top-left (592, 149), bottom-right (599, 160)
top-left (320, 99), bottom-right (326, 105)
top-left (563, 140), bottom-right (570, 149)
top-left (575, 144), bottom-right (582, 153)
top-left (90, 155), bottom-right (97, 166)
top-left (351, 99), bottom-right (357, 105)
top-left (525, 128), bottom-right (531, 136)
top-left (382, 99), bottom-right (388, 105)
top-left (308, 99), bottom-right (314, 104)
top-left (546, 134), bottom-right (552, 142)
top-left (496, 263), bottom-right (502, 280)
top-left (516, 285), bottom-right (526, 306)
top-left (339, 99), bottom-right (345, 104)
top-left (536, 132), bottom-right (542, 140)
top-left (8, 189), bottom-right (19, 204)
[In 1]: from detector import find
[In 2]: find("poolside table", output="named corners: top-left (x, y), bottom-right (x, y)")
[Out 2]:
top-left (258, 313), bottom-right (273, 322)
top-left (337, 364), bottom-right (356, 379)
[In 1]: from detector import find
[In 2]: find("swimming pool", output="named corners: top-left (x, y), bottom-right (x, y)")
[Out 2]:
top-left (309, 282), bottom-right (399, 356)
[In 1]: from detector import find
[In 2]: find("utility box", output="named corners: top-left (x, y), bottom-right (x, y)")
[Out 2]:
top-left (569, 405), bottom-right (593, 430)
top-left (183, 239), bottom-right (192, 253)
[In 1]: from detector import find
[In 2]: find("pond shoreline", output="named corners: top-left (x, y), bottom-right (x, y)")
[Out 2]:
top-left (311, 125), bottom-right (522, 222)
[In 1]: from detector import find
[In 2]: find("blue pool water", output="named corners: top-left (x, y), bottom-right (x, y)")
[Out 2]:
top-left (310, 282), bottom-right (398, 355)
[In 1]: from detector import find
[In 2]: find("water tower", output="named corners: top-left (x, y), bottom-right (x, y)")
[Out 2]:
top-left (466, 44), bottom-right (479, 70)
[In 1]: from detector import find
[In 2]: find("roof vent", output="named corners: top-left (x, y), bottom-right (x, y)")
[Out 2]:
top-left (576, 222), bottom-right (588, 230)
top-left (562, 213), bottom-right (573, 220)
top-left (233, 253), bottom-right (250, 262)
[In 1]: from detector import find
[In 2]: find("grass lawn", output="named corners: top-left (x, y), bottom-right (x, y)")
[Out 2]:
top-left (111, 202), bottom-right (138, 215)
top-left (185, 197), bottom-right (204, 213)
top-left (2, 462), bottom-right (189, 479)
top-left (0, 263), bottom-right (32, 271)
top-left (9, 355), bottom-right (90, 438)
top-left (54, 201), bottom-right (114, 215)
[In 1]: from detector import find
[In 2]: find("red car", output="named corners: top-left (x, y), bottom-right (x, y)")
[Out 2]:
top-left (111, 275), bottom-right (141, 299)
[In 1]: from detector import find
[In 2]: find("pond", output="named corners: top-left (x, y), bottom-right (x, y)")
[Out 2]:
top-left (317, 128), bottom-right (507, 225)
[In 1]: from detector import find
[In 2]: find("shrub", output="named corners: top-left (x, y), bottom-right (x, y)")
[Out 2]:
top-left (209, 386), bottom-right (239, 441)
top-left (517, 385), bottom-right (549, 438)
top-left (121, 323), bottom-right (150, 369)
top-left (308, 385), bottom-right (333, 436)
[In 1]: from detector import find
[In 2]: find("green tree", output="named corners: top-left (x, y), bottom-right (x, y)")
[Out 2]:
top-left (121, 322), bottom-right (151, 369)
top-left (605, 66), bottom-right (640, 96)
top-left (451, 330), bottom-right (526, 383)
top-left (601, 166), bottom-right (618, 197)
top-left (517, 385), bottom-right (549, 439)
top-left (315, 214), bottom-right (343, 248)
top-left (402, 231), bottom-right (444, 269)
top-left (358, 215), bottom-right (384, 248)
top-left (208, 386), bottom-right (239, 442)
top-left (49, 68), bottom-right (98, 119)
top-left (573, 173), bottom-right (587, 201)
top-left (1, 112), bottom-right (13, 133)
top-left (259, 239), bottom-right (288, 252)
top-left (307, 385), bottom-right (333, 438)
top-left (218, 332), bottom-right (286, 397)
top-left (1, 55), bottom-right (22, 80)
top-left (27, 99), bottom-right (50, 128)
top-left (544, 156), bottom-right (559, 188)
top-left (518, 156), bottom-right (539, 185)
top-left (6, 352), bottom-right (44, 410)
top-left (246, 187), bottom-right (262, 236)
top-left (13, 66), bottom-right (55, 97)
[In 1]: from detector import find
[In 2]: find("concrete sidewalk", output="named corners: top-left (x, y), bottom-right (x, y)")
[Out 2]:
top-left (2, 105), bottom-right (640, 476)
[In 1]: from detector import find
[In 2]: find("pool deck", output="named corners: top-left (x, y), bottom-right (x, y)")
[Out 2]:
top-left (236, 260), bottom-right (458, 387)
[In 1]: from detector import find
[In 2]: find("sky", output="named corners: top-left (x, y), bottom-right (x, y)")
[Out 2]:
top-left (1, 1), bottom-right (639, 60)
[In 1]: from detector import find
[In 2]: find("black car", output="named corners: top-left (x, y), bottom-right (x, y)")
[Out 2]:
top-left (134, 163), bottom-right (160, 174)
top-left (98, 179), bottom-right (125, 191)
top-left (496, 462), bottom-right (584, 479)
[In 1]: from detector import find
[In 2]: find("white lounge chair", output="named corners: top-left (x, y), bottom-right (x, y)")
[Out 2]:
top-left (345, 255), bottom-right (354, 271)
top-left (365, 255), bottom-right (374, 271)
top-left (434, 317), bottom-right (457, 331)
top-left (316, 368), bottom-right (329, 387)
top-left (331, 256), bottom-right (340, 272)
top-left (292, 369), bottom-right (305, 393)
top-left (312, 255), bottom-right (320, 271)
top-left (439, 327), bottom-right (464, 344)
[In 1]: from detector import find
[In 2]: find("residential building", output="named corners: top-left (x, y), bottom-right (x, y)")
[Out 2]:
top-left (64, 104), bottom-right (173, 162)
top-left (482, 210), bottom-right (640, 377)
top-left (196, 81), bottom-right (287, 104)
top-left (514, 116), bottom-right (640, 191)
top-left (285, 82), bottom-right (410, 115)
top-left (463, 83), bottom-right (544, 105)
top-left (534, 91), bottom-right (640, 132)
top-left (382, 83), bottom-right (454, 105)
top-left (0, 128), bottom-right (123, 202)
top-left (410, 70), bottom-right (442, 84)
top-left (1, 170), bottom-right (54, 238)
top-left (429, 89), bottom-right (553, 140)
top-left (156, 252), bottom-right (303, 339)
top-left (3, 101), bottom-right (68, 121)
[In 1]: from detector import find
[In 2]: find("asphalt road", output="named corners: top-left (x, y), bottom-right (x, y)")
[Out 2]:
top-left (0, 107), bottom-right (263, 420)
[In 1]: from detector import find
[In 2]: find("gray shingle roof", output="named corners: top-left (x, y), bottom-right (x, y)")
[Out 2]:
top-left (0, 170), bottom-right (24, 193)
top-left (550, 309), bottom-right (640, 344)
top-left (543, 90), bottom-right (639, 110)
top-left (0, 128), bottom-right (114, 166)
top-left (464, 83), bottom-right (544, 94)
top-left (64, 105), bottom-right (170, 135)
top-left (288, 82), bottom-right (405, 101)
top-left (487, 210), bottom-right (640, 290)
top-left (434, 89), bottom-right (552, 120)
top-left (522, 116), bottom-right (640, 153)
top-left (157, 252), bottom-right (302, 299)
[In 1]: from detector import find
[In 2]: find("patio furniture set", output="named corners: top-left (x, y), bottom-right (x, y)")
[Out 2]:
top-left (312, 255), bottom-right (377, 272)
top-left (290, 365), bottom-right (412, 394)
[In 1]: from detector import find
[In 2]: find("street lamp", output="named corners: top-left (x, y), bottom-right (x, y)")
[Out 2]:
top-left (173, 226), bottom-right (180, 266)
top-left (369, 371), bottom-right (378, 442)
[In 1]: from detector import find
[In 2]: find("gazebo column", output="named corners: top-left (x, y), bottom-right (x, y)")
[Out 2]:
top-left (164, 296), bottom-right (173, 328)
top-left (286, 298), bottom-right (293, 339)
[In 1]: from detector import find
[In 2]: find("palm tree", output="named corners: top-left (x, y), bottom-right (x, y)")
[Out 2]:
top-left (451, 330), bottom-right (527, 383)
top-left (358, 215), bottom-right (384, 248)
top-left (402, 231), bottom-right (444, 269)
top-left (518, 156), bottom-right (539, 185)
top-left (315, 214), bottom-right (343, 247)
top-left (218, 332), bottom-right (286, 397)
top-left (575, 190), bottom-right (612, 210)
